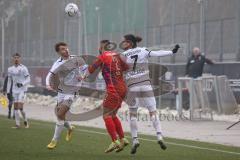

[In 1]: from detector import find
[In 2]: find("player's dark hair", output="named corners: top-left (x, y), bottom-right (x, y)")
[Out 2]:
top-left (55, 42), bottom-right (67, 52)
top-left (100, 40), bottom-right (110, 44)
top-left (99, 40), bottom-right (111, 54)
top-left (12, 53), bottom-right (21, 57)
top-left (124, 34), bottom-right (142, 48)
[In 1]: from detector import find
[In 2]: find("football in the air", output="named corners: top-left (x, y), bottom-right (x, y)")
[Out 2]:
top-left (65, 3), bottom-right (79, 17)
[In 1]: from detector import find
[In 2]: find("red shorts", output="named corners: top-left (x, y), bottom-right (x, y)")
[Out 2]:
top-left (103, 90), bottom-right (126, 109)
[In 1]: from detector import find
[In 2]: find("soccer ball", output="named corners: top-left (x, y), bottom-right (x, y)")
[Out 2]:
top-left (65, 3), bottom-right (79, 17)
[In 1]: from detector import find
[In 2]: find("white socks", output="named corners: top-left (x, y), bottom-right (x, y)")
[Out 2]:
top-left (130, 116), bottom-right (138, 139)
top-left (52, 120), bottom-right (71, 141)
top-left (150, 114), bottom-right (163, 141)
top-left (52, 120), bottom-right (64, 141)
top-left (14, 109), bottom-right (28, 126)
top-left (14, 110), bottom-right (20, 126)
top-left (130, 113), bottom-right (164, 142)
top-left (20, 110), bottom-right (27, 122)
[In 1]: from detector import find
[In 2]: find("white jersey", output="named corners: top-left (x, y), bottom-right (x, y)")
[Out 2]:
top-left (121, 47), bottom-right (173, 86)
top-left (48, 57), bottom-right (66, 78)
top-left (46, 57), bottom-right (67, 91)
top-left (7, 64), bottom-right (30, 93)
top-left (46, 55), bottom-right (86, 94)
top-left (122, 47), bottom-right (150, 80)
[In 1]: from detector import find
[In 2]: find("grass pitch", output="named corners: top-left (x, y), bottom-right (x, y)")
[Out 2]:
top-left (0, 116), bottom-right (239, 160)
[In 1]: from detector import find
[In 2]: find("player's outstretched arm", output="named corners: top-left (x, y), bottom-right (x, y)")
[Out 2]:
top-left (149, 44), bottom-right (180, 57)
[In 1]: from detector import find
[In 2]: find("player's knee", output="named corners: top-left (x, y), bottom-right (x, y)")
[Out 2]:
top-left (150, 112), bottom-right (159, 121)
top-left (56, 112), bottom-right (65, 120)
top-left (112, 114), bottom-right (117, 119)
top-left (130, 116), bottom-right (137, 128)
top-left (149, 109), bottom-right (157, 116)
top-left (130, 115), bottom-right (137, 121)
top-left (59, 112), bottom-right (65, 120)
top-left (58, 115), bottom-right (65, 120)
top-left (103, 114), bottom-right (112, 120)
top-left (56, 119), bottom-right (64, 126)
top-left (103, 107), bottom-right (114, 117)
top-left (14, 103), bottom-right (18, 109)
top-left (103, 112), bottom-right (113, 119)
top-left (129, 108), bottom-right (138, 117)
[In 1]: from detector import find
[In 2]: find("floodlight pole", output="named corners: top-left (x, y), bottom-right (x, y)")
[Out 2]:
top-left (95, 6), bottom-right (100, 45)
top-left (237, 0), bottom-right (240, 60)
top-left (1, 18), bottom-right (5, 74)
top-left (77, 9), bottom-right (82, 55)
top-left (198, 0), bottom-right (205, 55)
top-left (82, 1), bottom-right (88, 54)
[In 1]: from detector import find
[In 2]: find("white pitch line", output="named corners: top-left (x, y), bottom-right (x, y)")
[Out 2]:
top-left (76, 128), bottom-right (240, 156)
top-left (1, 118), bottom-right (240, 156)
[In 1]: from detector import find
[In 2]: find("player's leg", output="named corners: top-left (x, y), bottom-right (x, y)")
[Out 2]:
top-left (149, 109), bottom-right (167, 150)
top-left (12, 98), bottom-right (15, 119)
top-left (111, 92), bottom-right (129, 149)
top-left (47, 93), bottom-right (72, 149)
top-left (129, 107), bottom-right (140, 154)
top-left (112, 107), bottom-right (129, 152)
top-left (18, 92), bottom-right (28, 128)
top-left (112, 110), bottom-right (124, 139)
top-left (12, 93), bottom-right (20, 128)
top-left (103, 106), bottom-right (121, 153)
top-left (145, 98), bottom-right (163, 140)
top-left (141, 85), bottom-right (167, 150)
top-left (126, 86), bottom-right (140, 154)
top-left (47, 104), bottom-right (69, 149)
top-left (129, 107), bottom-right (138, 142)
top-left (64, 120), bottom-right (74, 141)
top-left (19, 105), bottom-right (29, 128)
top-left (52, 105), bottom-right (69, 141)
top-left (7, 94), bottom-right (13, 119)
top-left (13, 103), bottom-right (20, 128)
top-left (149, 110), bottom-right (167, 150)
top-left (64, 118), bottom-right (75, 142)
top-left (61, 94), bottom-right (75, 142)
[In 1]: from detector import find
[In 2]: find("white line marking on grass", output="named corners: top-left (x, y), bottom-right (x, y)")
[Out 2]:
top-left (76, 128), bottom-right (240, 156)
top-left (1, 117), bottom-right (240, 156)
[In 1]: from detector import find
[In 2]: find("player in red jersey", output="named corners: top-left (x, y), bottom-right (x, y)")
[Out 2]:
top-left (87, 40), bottom-right (129, 153)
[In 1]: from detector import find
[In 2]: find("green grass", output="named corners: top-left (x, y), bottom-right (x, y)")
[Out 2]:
top-left (0, 115), bottom-right (239, 160)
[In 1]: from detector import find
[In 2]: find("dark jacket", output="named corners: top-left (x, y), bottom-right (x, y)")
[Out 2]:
top-left (186, 54), bottom-right (214, 78)
top-left (3, 76), bottom-right (13, 101)
top-left (3, 76), bottom-right (8, 93)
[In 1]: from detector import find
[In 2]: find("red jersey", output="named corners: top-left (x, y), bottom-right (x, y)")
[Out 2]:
top-left (88, 51), bottom-right (129, 94)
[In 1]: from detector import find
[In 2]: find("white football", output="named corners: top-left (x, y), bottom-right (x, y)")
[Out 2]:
top-left (65, 3), bottom-right (79, 17)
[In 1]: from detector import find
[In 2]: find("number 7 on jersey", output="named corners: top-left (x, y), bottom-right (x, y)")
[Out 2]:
top-left (130, 55), bottom-right (138, 71)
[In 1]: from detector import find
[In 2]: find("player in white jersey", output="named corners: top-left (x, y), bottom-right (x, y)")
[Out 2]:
top-left (45, 42), bottom-right (86, 149)
top-left (7, 53), bottom-right (30, 129)
top-left (120, 34), bottom-right (180, 154)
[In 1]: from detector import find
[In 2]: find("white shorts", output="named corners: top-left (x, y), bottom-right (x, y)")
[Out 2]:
top-left (13, 92), bottom-right (26, 103)
top-left (57, 92), bottom-right (75, 108)
top-left (126, 84), bottom-right (157, 112)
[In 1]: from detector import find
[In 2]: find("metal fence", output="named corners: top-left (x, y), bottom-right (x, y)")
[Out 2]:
top-left (0, 0), bottom-right (240, 74)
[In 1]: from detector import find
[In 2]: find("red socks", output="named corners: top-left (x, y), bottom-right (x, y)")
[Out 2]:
top-left (104, 116), bottom-right (125, 142)
top-left (112, 116), bottom-right (124, 139)
top-left (104, 116), bottom-right (118, 142)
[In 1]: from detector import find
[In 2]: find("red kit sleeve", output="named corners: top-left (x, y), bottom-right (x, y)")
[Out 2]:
top-left (88, 55), bottom-right (103, 74)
